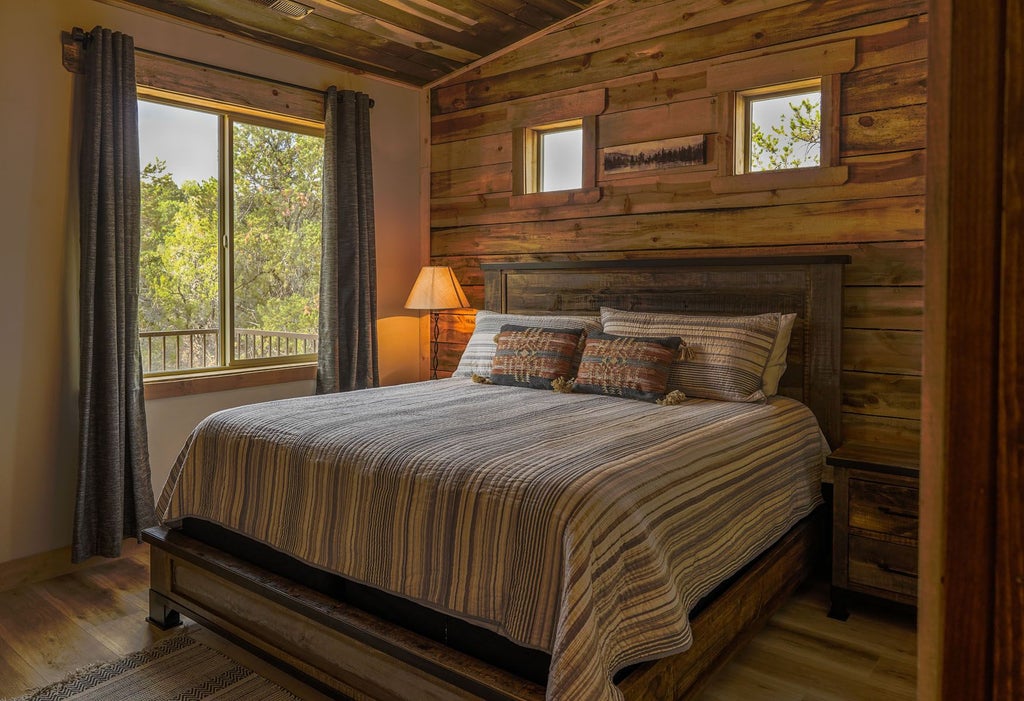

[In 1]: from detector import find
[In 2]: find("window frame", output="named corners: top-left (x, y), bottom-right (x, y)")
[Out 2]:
top-left (706, 39), bottom-right (855, 194)
top-left (137, 88), bottom-right (325, 379)
top-left (735, 78), bottom-right (823, 175)
top-left (508, 88), bottom-right (605, 209)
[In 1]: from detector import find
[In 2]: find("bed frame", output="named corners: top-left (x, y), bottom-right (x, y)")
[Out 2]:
top-left (144, 255), bottom-right (848, 700)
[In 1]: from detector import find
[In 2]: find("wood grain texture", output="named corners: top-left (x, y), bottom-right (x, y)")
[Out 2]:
top-left (144, 519), bottom-right (816, 701)
top-left (429, 0), bottom-right (926, 449)
top-left (996, 3), bottom-right (1024, 699)
top-left (112, 0), bottom-right (603, 87)
top-left (0, 551), bottom-right (917, 701)
top-left (695, 582), bottom-right (916, 701)
top-left (918, 0), bottom-right (1010, 696)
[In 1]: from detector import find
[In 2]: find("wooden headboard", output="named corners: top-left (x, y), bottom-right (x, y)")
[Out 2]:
top-left (482, 256), bottom-right (849, 448)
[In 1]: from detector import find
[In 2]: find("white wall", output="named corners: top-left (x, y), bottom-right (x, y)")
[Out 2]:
top-left (0, 0), bottom-right (426, 564)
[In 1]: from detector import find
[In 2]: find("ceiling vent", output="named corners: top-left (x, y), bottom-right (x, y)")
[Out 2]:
top-left (250, 0), bottom-right (314, 19)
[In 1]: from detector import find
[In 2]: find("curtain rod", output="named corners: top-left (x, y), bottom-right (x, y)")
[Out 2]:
top-left (68, 27), bottom-right (374, 108)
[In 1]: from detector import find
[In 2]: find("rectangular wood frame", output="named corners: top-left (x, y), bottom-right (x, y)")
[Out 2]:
top-left (146, 255), bottom-right (847, 699)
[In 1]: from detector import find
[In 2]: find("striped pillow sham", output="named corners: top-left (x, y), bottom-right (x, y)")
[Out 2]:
top-left (490, 325), bottom-right (583, 390)
top-left (574, 332), bottom-right (681, 402)
top-left (453, 310), bottom-right (602, 379)
top-left (600, 307), bottom-right (781, 402)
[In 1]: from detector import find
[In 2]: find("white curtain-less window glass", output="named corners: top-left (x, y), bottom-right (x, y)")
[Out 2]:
top-left (138, 98), bottom-right (324, 375)
top-left (232, 122), bottom-right (323, 362)
top-left (748, 89), bottom-right (821, 172)
top-left (138, 100), bottom-right (220, 373)
top-left (540, 127), bottom-right (583, 192)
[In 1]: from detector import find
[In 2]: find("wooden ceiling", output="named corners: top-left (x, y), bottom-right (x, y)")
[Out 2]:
top-left (119, 0), bottom-right (599, 87)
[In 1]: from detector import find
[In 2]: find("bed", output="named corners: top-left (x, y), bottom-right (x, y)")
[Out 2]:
top-left (144, 255), bottom-right (847, 701)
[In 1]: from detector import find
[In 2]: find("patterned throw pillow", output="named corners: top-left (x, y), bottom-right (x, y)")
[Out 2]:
top-left (600, 307), bottom-right (780, 403)
top-left (453, 311), bottom-right (602, 378)
top-left (490, 325), bottom-right (584, 390)
top-left (574, 332), bottom-right (682, 402)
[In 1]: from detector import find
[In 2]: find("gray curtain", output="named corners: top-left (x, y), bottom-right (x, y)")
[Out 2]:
top-left (74, 26), bottom-right (156, 563)
top-left (316, 87), bottom-right (379, 393)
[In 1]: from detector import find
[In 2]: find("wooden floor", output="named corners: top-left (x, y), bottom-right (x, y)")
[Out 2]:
top-left (0, 545), bottom-right (916, 700)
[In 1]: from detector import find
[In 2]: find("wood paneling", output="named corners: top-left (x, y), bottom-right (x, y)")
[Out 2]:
top-left (429, 0), bottom-right (927, 449)
top-left (115, 0), bottom-right (602, 87)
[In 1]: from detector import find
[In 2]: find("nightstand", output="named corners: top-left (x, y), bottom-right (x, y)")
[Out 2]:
top-left (827, 442), bottom-right (920, 620)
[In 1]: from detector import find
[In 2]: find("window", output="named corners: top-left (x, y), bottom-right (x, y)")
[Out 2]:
top-left (508, 88), bottom-right (604, 208)
top-left (705, 39), bottom-right (856, 193)
top-left (525, 120), bottom-right (583, 193)
top-left (137, 97), bottom-right (324, 376)
top-left (737, 79), bottom-right (821, 174)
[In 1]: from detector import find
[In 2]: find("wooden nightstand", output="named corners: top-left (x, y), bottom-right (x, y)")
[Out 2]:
top-left (827, 442), bottom-right (920, 620)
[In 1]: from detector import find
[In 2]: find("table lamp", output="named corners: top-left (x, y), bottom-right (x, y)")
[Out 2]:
top-left (404, 266), bottom-right (470, 379)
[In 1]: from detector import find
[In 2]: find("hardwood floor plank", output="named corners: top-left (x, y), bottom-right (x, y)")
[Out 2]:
top-left (0, 551), bottom-right (916, 700)
top-left (0, 584), bottom-right (121, 686)
top-left (696, 583), bottom-right (916, 701)
top-left (0, 635), bottom-right (47, 698)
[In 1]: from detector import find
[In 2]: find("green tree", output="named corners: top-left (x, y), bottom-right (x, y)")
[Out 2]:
top-left (138, 119), bottom-right (323, 365)
top-left (749, 97), bottom-right (821, 171)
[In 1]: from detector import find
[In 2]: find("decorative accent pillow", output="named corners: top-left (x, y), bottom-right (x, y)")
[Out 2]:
top-left (489, 325), bottom-right (583, 390)
top-left (453, 311), bottom-right (601, 378)
top-left (600, 307), bottom-right (780, 402)
top-left (762, 312), bottom-right (797, 396)
top-left (573, 332), bottom-right (682, 403)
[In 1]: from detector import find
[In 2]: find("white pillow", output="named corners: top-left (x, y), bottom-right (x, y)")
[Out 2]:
top-left (453, 310), bottom-right (601, 378)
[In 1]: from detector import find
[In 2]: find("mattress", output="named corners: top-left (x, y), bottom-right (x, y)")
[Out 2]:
top-left (158, 378), bottom-right (828, 700)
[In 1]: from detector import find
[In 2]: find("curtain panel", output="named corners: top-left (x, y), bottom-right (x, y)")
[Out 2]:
top-left (317, 87), bottom-right (379, 393)
top-left (74, 26), bottom-right (156, 563)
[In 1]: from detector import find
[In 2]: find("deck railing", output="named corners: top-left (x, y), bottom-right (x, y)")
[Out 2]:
top-left (140, 329), bottom-right (318, 374)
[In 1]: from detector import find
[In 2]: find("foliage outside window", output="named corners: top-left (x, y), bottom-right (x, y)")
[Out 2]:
top-left (524, 119), bottom-right (583, 193)
top-left (138, 97), bottom-right (324, 376)
top-left (738, 79), bottom-right (822, 174)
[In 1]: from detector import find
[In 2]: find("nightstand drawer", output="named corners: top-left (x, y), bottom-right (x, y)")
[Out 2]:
top-left (848, 535), bottom-right (918, 599)
top-left (849, 478), bottom-right (918, 542)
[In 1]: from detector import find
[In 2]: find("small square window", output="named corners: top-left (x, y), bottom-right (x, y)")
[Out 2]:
top-left (524, 119), bottom-right (583, 193)
top-left (738, 79), bottom-right (822, 174)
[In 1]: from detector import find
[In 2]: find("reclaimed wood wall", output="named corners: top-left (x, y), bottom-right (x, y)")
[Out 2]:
top-left (428, 0), bottom-right (927, 451)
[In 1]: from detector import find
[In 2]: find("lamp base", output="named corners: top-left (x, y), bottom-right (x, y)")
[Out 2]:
top-left (430, 311), bottom-right (440, 380)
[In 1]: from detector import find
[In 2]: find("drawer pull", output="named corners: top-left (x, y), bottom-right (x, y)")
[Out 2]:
top-left (878, 506), bottom-right (916, 519)
top-left (878, 562), bottom-right (918, 579)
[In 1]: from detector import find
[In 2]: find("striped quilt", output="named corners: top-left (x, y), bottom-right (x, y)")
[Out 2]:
top-left (157, 379), bottom-right (827, 701)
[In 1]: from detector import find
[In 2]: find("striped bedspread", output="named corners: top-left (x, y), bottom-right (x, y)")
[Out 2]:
top-left (158, 379), bottom-right (827, 701)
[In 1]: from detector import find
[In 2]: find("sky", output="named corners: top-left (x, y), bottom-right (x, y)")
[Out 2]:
top-left (749, 89), bottom-right (821, 169)
top-left (138, 99), bottom-right (218, 184)
top-left (541, 128), bottom-right (583, 191)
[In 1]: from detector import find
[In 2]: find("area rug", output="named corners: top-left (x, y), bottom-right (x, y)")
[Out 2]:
top-left (8, 632), bottom-right (302, 701)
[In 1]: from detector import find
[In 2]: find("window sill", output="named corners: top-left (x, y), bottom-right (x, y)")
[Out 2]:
top-left (143, 363), bottom-right (317, 400)
top-left (710, 165), bottom-right (849, 194)
top-left (509, 186), bottom-right (601, 209)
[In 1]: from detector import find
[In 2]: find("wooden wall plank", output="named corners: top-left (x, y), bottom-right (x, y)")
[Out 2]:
top-left (432, 0), bottom-right (927, 114)
top-left (842, 59), bottom-right (928, 114)
top-left (598, 98), bottom-right (715, 148)
top-left (431, 163), bottom-right (512, 198)
top-left (842, 104), bottom-right (928, 157)
top-left (844, 286), bottom-right (923, 330)
top-left (842, 371), bottom-right (922, 419)
top-left (431, 149), bottom-right (925, 229)
top-left (842, 329), bottom-right (922, 375)
top-left (428, 0), bottom-right (927, 447)
top-left (431, 133), bottom-right (512, 171)
top-left (431, 16), bottom-right (927, 145)
top-left (842, 414), bottom-right (921, 451)
top-left (432, 197), bottom-right (925, 256)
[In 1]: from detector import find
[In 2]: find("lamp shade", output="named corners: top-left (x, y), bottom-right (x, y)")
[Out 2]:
top-left (404, 266), bottom-right (470, 311)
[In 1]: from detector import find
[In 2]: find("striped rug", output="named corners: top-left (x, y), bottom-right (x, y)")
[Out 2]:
top-left (9, 633), bottom-right (300, 701)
